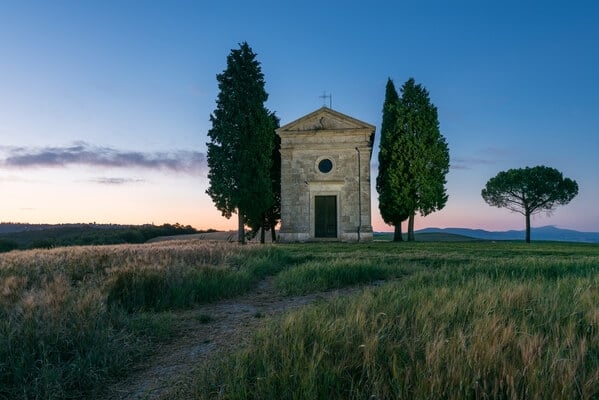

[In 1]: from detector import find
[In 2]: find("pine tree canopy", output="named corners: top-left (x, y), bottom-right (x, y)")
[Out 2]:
top-left (482, 165), bottom-right (578, 242)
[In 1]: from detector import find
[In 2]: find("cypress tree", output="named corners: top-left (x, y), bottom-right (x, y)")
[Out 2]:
top-left (377, 77), bottom-right (449, 242)
top-left (206, 42), bottom-right (274, 244)
top-left (246, 112), bottom-right (280, 243)
top-left (265, 113), bottom-right (281, 242)
top-left (399, 78), bottom-right (449, 241)
top-left (376, 78), bottom-right (412, 241)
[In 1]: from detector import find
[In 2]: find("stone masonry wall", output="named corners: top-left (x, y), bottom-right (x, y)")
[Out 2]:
top-left (279, 126), bottom-right (373, 242)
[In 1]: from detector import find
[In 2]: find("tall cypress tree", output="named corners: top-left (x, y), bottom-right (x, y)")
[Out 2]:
top-left (246, 112), bottom-right (280, 243)
top-left (399, 78), bottom-right (449, 241)
top-left (206, 42), bottom-right (274, 244)
top-left (376, 78), bottom-right (412, 241)
top-left (265, 112), bottom-right (281, 242)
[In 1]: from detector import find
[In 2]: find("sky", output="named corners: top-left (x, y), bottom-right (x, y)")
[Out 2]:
top-left (1, 1), bottom-right (598, 233)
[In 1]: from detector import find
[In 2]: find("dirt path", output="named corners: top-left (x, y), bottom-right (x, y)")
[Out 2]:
top-left (101, 278), bottom-right (377, 400)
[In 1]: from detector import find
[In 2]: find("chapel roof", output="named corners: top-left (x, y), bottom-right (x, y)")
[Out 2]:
top-left (277, 107), bottom-right (375, 134)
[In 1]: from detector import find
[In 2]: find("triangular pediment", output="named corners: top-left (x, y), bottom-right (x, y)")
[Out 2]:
top-left (277, 107), bottom-right (375, 133)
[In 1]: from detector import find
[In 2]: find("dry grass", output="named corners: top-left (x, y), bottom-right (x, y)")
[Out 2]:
top-left (0, 241), bottom-right (286, 399)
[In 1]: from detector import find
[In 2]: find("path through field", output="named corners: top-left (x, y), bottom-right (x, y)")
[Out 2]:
top-left (102, 277), bottom-right (375, 400)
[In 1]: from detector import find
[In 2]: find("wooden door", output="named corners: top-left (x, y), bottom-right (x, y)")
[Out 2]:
top-left (315, 195), bottom-right (337, 238)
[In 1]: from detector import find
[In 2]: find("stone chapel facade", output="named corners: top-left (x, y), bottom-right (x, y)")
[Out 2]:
top-left (277, 107), bottom-right (375, 242)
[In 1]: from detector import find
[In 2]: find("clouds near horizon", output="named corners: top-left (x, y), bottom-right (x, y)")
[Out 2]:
top-left (0, 142), bottom-right (206, 174)
top-left (88, 177), bottom-right (146, 185)
top-left (451, 157), bottom-right (497, 170)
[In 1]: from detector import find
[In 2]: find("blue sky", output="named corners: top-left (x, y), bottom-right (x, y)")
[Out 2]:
top-left (1, 1), bottom-right (598, 232)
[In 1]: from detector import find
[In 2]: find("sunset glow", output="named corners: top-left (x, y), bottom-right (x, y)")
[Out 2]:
top-left (1, 2), bottom-right (598, 233)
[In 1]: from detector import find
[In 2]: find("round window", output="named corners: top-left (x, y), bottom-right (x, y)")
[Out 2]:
top-left (318, 158), bottom-right (333, 173)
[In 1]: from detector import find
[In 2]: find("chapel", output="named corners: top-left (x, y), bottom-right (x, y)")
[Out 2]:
top-left (276, 107), bottom-right (375, 242)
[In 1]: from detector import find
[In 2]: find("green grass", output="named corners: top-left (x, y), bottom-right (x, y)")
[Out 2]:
top-left (0, 241), bottom-right (291, 400)
top-left (126, 312), bottom-right (178, 340)
top-left (3, 240), bottom-right (599, 399)
top-left (274, 258), bottom-right (415, 295)
top-left (105, 265), bottom-right (255, 312)
top-left (191, 241), bottom-right (599, 400)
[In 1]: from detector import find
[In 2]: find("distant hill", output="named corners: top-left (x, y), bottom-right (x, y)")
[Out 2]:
top-left (0, 223), bottom-right (208, 252)
top-left (417, 226), bottom-right (599, 243)
top-left (373, 231), bottom-right (480, 242)
top-left (0, 222), bottom-right (134, 234)
top-left (0, 222), bottom-right (57, 234)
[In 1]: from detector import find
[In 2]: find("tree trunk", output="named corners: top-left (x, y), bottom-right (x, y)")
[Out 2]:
top-left (393, 222), bottom-right (403, 242)
top-left (525, 212), bottom-right (531, 243)
top-left (260, 226), bottom-right (265, 244)
top-left (238, 210), bottom-right (246, 245)
top-left (270, 222), bottom-right (277, 242)
top-left (407, 214), bottom-right (415, 241)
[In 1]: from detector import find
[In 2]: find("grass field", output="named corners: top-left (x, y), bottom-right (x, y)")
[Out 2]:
top-left (0, 241), bottom-right (292, 399)
top-left (191, 242), bottom-right (599, 400)
top-left (1, 240), bottom-right (598, 399)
